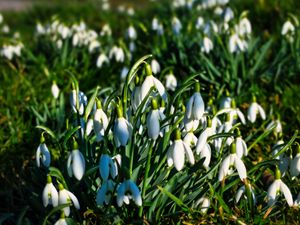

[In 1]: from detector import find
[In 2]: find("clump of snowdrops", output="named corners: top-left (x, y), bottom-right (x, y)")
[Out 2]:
top-left (35, 54), bottom-right (300, 224)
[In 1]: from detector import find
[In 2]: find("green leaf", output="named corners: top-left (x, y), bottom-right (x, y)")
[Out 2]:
top-left (84, 86), bottom-right (99, 121)
top-left (273, 130), bottom-right (298, 159)
top-left (48, 167), bottom-right (68, 189)
top-left (36, 125), bottom-right (58, 142)
top-left (62, 126), bottom-right (81, 149)
top-left (157, 185), bottom-right (188, 211)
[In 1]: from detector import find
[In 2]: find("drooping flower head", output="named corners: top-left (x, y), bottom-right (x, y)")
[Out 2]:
top-left (117, 179), bottom-right (142, 207)
top-left (218, 142), bottom-right (247, 182)
top-left (93, 99), bottom-right (109, 142)
top-left (147, 98), bottom-right (165, 140)
top-left (267, 167), bottom-right (293, 207)
top-left (42, 175), bottom-right (58, 207)
top-left (58, 184), bottom-right (80, 216)
top-left (67, 139), bottom-right (85, 181)
top-left (139, 63), bottom-right (167, 104)
top-left (36, 133), bottom-right (51, 168)
top-left (185, 81), bottom-right (205, 121)
top-left (113, 105), bottom-right (132, 147)
top-left (167, 129), bottom-right (195, 171)
top-left (247, 95), bottom-right (266, 123)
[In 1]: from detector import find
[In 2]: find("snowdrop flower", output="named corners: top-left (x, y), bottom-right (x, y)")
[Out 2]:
top-left (227, 99), bottom-right (246, 125)
top-left (96, 53), bottom-right (109, 68)
top-left (235, 130), bottom-right (248, 158)
top-left (201, 36), bottom-right (213, 53)
top-left (185, 82), bottom-right (205, 120)
top-left (195, 16), bottom-right (204, 29)
top-left (195, 118), bottom-right (214, 155)
top-left (151, 59), bottom-right (161, 74)
top-left (99, 154), bottom-right (119, 181)
top-left (238, 17), bottom-right (252, 36)
top-left (36, 23), bottom-right (45, 34)
top-left (117, 179), bottom-right (142, 207)
top-left (229, 33), bottom-right (248, 53)
top-left (214, 6), bottom-right (223, 15)
top-left (290, 144), bottom-right (300, 178)
top-left (93, 99), bottom-right (109, 142)
top-left (172, 17), bottom-right (182, 35)
top-left (267, 167), bottom-right (293, 207)
top-left (127, 7), bottom-right (135, 16)
top-left (195, 196), bottom-right (210, 213)
top-left (58, 184), bottom-right (80, 216)
top-left (281, 20), bottom-right (295, 39)
top-left (183, 116), bottom-right (199, 132)
top-left (218, 143), bottom-right (247, 181)
top-left (42, 176), bottom-right (58, 207)
top-left (100, 24), bottom-right (112, 36)
top-left (235, 184), bottom-right (256, 204)
top-left (96, 179), bottom-right (116, 206)
top-left (217, 114), bottom-right (234, 147)
top-left (0, 14), bottom-right (3, 24)
top-left (219, 93), bottom-right (232, 109)
top-left (204, 21), bottom-right (218, 35)
top-left (139, 63), bottom-right (167, 103)
top-left (109, 46), bottom-right (125, 63)
top-left (165, 72), bottom-right (177, 91)
top-left (167, 129), bottom-right (195, 171)
top-left (183, 131), bottom-right (198, 149)
top-left (200, 143), bottom-right (212, 169)
top-left (36, 135), bottom-right (51, 168)
top-left (152, 17), bottom-right (159, 30)
top-left (247, 96), bottom-right (266, 123)
top-left (127, 25), bottom-right (137, 40)
top-left (147, 99), bottom-right (165, 140)
top-left (223, 7), bottom-right (234, 22)
top-left (70, 89), bottom-right (87, 115)
top-left (266, 117), bottom-right (282, 134)
top-left (113, 107), bottom-right (132, 147)
top-left (54, 218), bottom-right (67, 225)
top-left (54, 212), bottom-right (68, 225)
top-left (85, 118), bottom-right (93, 136)
top-left (88, 40), bottom-right (100, 53)
top-left (2, 25), bottom-right (9, 33)
top-left (51, 81), bottom-right (60, 99)
top-left (67, 140), bottom-right (85, 181)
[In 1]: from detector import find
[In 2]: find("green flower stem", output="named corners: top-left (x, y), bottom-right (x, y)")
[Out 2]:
top-left (139, 140), bottom-right (154, 217)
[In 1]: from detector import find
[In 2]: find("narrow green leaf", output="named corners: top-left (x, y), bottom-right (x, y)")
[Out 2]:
top-left (62, 126), bottom-right (81, 149)
top-left (157, 185), bottom-right (188, 210)
top-left (84, 86), bottom-right (99, 121)
top-left (48, 167), bottom-right (68, 189)
top-left (36, 125), bottom-right (58, 142)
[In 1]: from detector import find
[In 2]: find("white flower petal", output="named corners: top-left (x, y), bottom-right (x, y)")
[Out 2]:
top-left (183, 141), bottom-right (195, 165)
top-left (195, 129), bottom-right (208, 155)
top-left (72, 150), bottom-right (85, 180)
top-left (257, 104), bottom-right (266, 120)
top-left (173, 140), bottom-right (185, 171)
top-left (147, 110), bottom-right (160, 140)
top-left (117, 183), bottom-right (126, 207)
top-left (218, 155), bottom-right (231, 181)
top-left (235, 186), bottom-right (245, 203)
top-left (234, 156), bottom-right (247, 180)
top-left (280, 181), bottom-right (293, 206)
